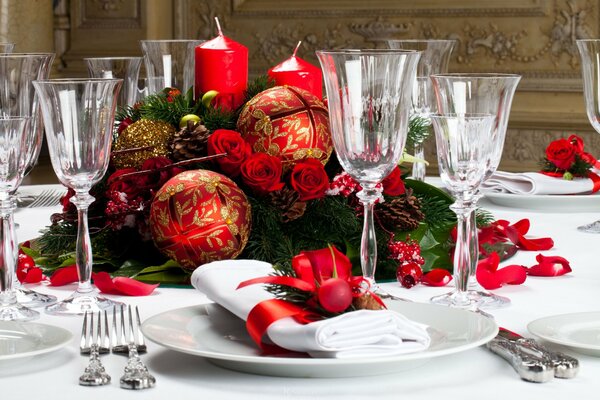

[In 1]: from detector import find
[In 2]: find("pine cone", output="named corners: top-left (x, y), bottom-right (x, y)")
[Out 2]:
top-left (269, 187), bottom-right (307, 223)
top-left (169, 120), bottom-right (211, 161)
top-left (375, 189), bottom-right (425, 231)
top-left (353, 294), bottom-right (385, 311)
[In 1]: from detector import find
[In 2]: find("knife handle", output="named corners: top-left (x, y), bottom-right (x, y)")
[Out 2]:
top-left (514, 338), bottom-right (579, 379)
top-left (487, 338), bottom-right (555, 383)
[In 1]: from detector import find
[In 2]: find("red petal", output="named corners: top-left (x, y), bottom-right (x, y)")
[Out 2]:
top-left (16, 268), bottom-right (27, 283)
top-left (516, 236), bottom-right (554, 251)
top-left (421, 269), bottom-right (452, 286)
top-left (511, 219), bottom-right (530, 235)
top-left (23, 267), bottom-right (43, 283)
top-left (476, 269), bottom-right (501, 289)
top-left (93, 271), bottom-right (119, 294)
top-left (49, 265), bottom-right (79, 286)
top-left (478, 252), bottom-right (500, 273)
top-left (494, 265), bottom-right (528, 285)
top-left (113, 277), bottom-right (159, 296)
top-left (527, 254), bottom-right (572, 276)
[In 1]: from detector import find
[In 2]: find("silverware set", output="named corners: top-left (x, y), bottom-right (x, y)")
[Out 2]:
top-left (79, 305), bottom-right (155, 389)
top-left (25, 189), bottom-right (62, 208)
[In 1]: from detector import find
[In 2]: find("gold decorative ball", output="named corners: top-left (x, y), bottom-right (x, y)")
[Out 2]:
top-left (112, 119), bottom-right (176, 169)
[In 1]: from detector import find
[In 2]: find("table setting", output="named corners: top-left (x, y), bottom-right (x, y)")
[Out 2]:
top-left (2, 19), bottom-right (600, 400)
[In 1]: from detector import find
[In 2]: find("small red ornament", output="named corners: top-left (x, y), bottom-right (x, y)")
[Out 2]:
top-left (317, 278), bottom-right (353, 313)
top-left (149, 170), bottom-right (252, 271)
top-left (396, 263), bottom-right (423, 289)
top-left (237, 86), bottom-right (333, 169)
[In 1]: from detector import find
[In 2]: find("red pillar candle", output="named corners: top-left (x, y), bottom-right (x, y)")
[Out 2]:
top-left (268, 41), bottom-right (323, 99)
top-left (195, 18), bottom-right (248, 110)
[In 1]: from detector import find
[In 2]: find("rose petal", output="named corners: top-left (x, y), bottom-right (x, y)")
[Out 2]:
top-left (478, 252), bottom-right (501, 273)
top-left (511, 219), bottom-right (530, 235)
top-left (494, 265), bottom-right (528, 285)
top-left (49, 265), bottom-right (79, 286)
top-left (112, 277), bottom-right (159, 296)
top-left (421, 269), bottom-right (452, 286)
top-left (527, 254), bottom-right (572, 276)
top-left (93, 271), bottom-right (120, 294)
top-left (23, 267), bottom-right (44, 284)
top-left (476, 253), bottom-right (527, 289)
top-left (515, 236), bottom-right (554, 251)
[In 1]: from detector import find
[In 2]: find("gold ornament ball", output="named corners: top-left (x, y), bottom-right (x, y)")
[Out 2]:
top-left (112, 119), bottom-right (176, 169)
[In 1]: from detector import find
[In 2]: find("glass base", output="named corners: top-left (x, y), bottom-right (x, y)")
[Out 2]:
top-left (467, 278), bottom-right (510, 309)
top-left (45, 291), bottom-right (122, 316)
top-left (430, 290), bottom-right (481, 310)
top-left (577, 220), bottom-right (600, 233)
top-left (15, 287), bottom-right (57, 308)
top-left (0, 303), bottom-right (40, 321)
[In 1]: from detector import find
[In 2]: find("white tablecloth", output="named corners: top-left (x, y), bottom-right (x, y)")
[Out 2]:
top-left (4, 184), bottom-right (600, 399)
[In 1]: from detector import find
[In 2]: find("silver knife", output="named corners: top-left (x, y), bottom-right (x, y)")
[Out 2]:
top-left (497, 328), bottom-right (579, 379)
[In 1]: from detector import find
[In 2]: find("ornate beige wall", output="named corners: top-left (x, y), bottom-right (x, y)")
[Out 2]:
top-left (3, 0), bottom-right (598, 175)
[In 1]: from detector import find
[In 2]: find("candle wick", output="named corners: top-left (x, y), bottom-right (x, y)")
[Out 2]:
top-left (214, 17), bottom-right (223, 36)
top-left (293, 41), bottom-right (302, 57)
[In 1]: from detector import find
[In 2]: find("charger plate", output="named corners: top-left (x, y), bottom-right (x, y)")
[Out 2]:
top-left (142, 300), bottom-right (498, 378)
top-left (528, 312), bottom-right (600, 357)
top-left (0, 321), bottom-right (72, 362)
top-left (482, 191), bottom-right (600, 212)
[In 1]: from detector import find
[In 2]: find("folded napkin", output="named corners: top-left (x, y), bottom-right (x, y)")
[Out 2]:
top-left (481, 171), bottom-right (595, 195)
top-left (191, 259), bottom-right (431, 358)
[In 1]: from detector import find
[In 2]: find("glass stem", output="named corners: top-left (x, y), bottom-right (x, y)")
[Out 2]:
top-left (356, 184), bottom-right (382, 285)
top-left (0, 194), bottom-right (17, 307)
top-left (72, 191), bottom-right (95, 295)
top-left (450, 198), bottom-right (476, 305)
top-left (467, 206), bottom-right (479, 290)
top-left (411, 142), bottom-right (426, 182)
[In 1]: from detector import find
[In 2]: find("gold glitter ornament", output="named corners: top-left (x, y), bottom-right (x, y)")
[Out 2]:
top-left (112, 119), bottom-right (176, 169)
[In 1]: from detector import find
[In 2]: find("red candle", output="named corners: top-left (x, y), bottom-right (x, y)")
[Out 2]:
top-left (195, 18), bottom-right (248, 110)
top-left (268, 41), bottom-right (322, 99)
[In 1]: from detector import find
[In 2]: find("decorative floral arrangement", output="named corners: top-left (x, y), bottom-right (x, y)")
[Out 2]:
top-left (541, 134), bottom-right (599, 180)
top-left (25, 78), bottom-right (464, 285)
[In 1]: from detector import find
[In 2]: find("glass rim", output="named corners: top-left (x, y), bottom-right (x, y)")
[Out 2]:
top-left (430, 112), bottom-right (496, 118)
top-left (575, 39), bottom-right (600, 42)
top-left (0, 115), bottom-right (31, 121)
top-left (32, 78), bottom-right (124, 84)
top-left (430, 73), bottom-right (521, 79)
top-left (316, 49), bottom-right (421, 55)
top-left (0, 52), bottom-right (54, 58)
top-left (84, 56), bottom-right (143, 61)
top-left (387, 39), bottom-right (458, 44)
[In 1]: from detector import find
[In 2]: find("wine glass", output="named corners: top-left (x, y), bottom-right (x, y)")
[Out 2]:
top-left (429, 113), bottom-right (496, 308)
top-left (0, 53), bottom-right (56, 307)
top-left (316, 49), bottom-right (421, 290)
top-left (0, 116), bottom-right (39, 321)
top-left (84, 57), bottom-right (143, 108)
top-left (387, 40), bottom-right (456, 181)
top-left (0, 43), bottom-right (14, 53)
top-left (140, 40), bottom-right (204, 94)
top-left (431, 73), bottom-right (520, 308)
top-left (576, 39), bottom-right (600, 233)
top-left (33, 78), bottom-right (123, 315)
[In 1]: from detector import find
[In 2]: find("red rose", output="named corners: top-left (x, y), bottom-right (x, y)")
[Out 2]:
top-left (382, 166), bottom-right (405, 196)
top-left (290, 158), bottom-right (329, 201)
top-left (240, 153), bottom-right (284, 195)
top-left (60, 188), bottom-right (76, 212)
top-left (546, 138), bottom-right (576, 170)
top-left (568, 134), bottom-right (585, 153)
top-left (107, 168), bottom-right (139, 197)
top-left (207, 129), bottom-right (252, 177)
top-left (140, 156), bottom-right (184, 190)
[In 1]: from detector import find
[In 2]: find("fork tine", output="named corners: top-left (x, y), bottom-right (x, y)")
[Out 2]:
top-left (135, 306), bottom-right (145, 348)
top-left (80, 311), bottom-right (89, 353)
top-left (127, 305), bottom-right (135, 345)
top-left (102, 310), bottom-right (110, 351)
top-left (89, 311), bottom-right (95, 349)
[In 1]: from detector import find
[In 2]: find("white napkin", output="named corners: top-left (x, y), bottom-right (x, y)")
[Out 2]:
top-left (191, 259), bottom-right (431, 358)
top-left (481, 171), bottom-right (595, 195)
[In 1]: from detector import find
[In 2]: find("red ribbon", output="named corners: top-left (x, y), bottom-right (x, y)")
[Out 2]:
top-left (587, 171), bottom-right (600, 193)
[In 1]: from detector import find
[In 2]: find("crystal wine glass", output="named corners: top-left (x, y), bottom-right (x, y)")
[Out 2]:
top-left (33, 78), bottom-right (123, 315)
top-left (317, 49), bottom-right (420, 289)
top-left (431, 74), bottom-right (520, 308)
top-left (0, 116), bottom-right (39, 321)
top-left (0, 43), bottom-right (14, 53)
top-left (576, 39), bottom-right (600, 233)
top-left (0, 53), bottom-right (56, 307)
top-left (85, 57), bottom-right (143, 108)
top-left (387, 40), bottom-right (456, 181)
top-left (429, 113), bottom-right (496, 308)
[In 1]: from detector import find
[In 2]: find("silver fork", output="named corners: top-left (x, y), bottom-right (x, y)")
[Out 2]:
top-left (27, 189), bottom-right (62, 208)
top-left (79, 311), bottom-right (111, 386)
top-left (112, 305), bottom-right (155, 390)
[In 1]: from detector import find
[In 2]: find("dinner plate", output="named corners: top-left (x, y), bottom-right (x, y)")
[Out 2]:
top-left (0, 321), bottom-right (72, 362)
top-left (142, 300), bottom-right (498, 378)
top-left (528, 312), bottom-right (600, 356)
top-left (482, 191), bottom-right (600, 212)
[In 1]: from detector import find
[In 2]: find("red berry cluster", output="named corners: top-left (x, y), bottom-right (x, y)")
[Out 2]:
top-left (104, 190), bottom-right (143, 230)
top-left (388, 236), bottom-right (425, 288)
top-left (327, 172), bottom-right (361, 197)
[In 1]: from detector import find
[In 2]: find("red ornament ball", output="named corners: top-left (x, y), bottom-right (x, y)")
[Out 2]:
top-left (396, 263), bottom-right (423, 289)
top-left (237, 86), bottom-right (333, 169)
top-left (317, 278), bottom-right (353, 313)
top-left (149, 170), bottom-right (252, 271)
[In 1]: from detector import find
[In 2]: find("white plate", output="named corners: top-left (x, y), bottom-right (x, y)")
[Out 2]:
top-left (482, 191), bottom-right (600, 212)
top-left (0, 321), bottom-right (72, 361)
top-left (528, 312), bottom-right (600, 356)
top-left (142, 301), bottom-right (498, 378)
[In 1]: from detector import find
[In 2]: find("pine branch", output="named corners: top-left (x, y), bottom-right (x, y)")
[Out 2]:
top-left (406, 115), bottom-right (431, 149)
top-left (244, 75), bottom-right (275, 103)
top-left (202, 106), bottom-right (238, 131)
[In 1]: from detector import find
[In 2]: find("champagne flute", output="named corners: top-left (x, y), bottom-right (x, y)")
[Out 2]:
top-left (317, 49), bottom-right (420, 290)
top-left (85, 57), bottom-right (143, 108)
top-left (387, 40), bottom-right (456, 181)
top-left (0, 53), bottom-right (56, 307)
top-left (576, 39), bottom-right (600, 233)
top-left (33, 78), bottom-right (123, 315)
top-left (0, 116), bottom-right (38, 321)
top-left (431, 73), bottom-right (520, 308)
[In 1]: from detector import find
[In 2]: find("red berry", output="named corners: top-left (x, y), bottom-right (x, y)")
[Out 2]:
top-left (18, 253), bottom-right (35, 270)
top-left (317, 278), bottom-right (353, 313)
top-left (396, 263), bottom-right (423, 289)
